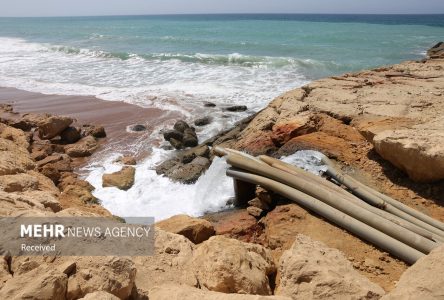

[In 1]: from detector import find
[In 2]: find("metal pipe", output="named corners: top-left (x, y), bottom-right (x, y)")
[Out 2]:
top-left (226, 168), bottom-right (424, 265)
top-left (226, 153), bottom-right (439, 253)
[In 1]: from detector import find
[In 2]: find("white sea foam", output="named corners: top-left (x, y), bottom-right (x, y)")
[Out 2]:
top-left (0, 36), bottom-right (318, 220)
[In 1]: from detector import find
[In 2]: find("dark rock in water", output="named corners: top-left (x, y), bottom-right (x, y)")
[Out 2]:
top-left (182, 152), bottom-right (197, 164)
top-left (173, 120), bottom-right (190, 133)
top-left (169, 138), bottom-right (184, 150)
top-left (165, 157), bottom-right (211, 184)
top-left (130, 124), bottom-right (147, 132)
top-left (224, 105), bottom-right (248, 112)
top-left (194, 117), bottom-right (212, 127)
top-left (203, 102), bottom-right (217, 107)
top-left (182, 145), bottom-right (211, 164)
top-left (60, 127), bottom-right (81, 144)
top-left (427, 42), bottom-right (444, 59)
top-left (163, 129), bottom-right (183, 142)
top-left (183, 128), bottom-right (198, 148)
top-left (156, 158), bottom-right (181, 175)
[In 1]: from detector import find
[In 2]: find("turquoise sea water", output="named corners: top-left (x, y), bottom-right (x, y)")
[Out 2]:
top-left (0, 14), bottom-right (443, 219)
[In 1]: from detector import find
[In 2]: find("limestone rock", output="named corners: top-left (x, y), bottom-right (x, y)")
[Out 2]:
top-left (82, 124), bottom-right (106, 138)
top-left (0, 138), bottom-right (35, 176)
top-left (0, 173), bottom-right (39, 192)
top-left (373, 128), bottom-right (444, 182)
top-left (79, 291), bottom-right (120, 300)
top-left (115, 156), bottom-right (137, 165)
top-left (132, 229), bottom-right (197, 298)
top-left (65, 135), bottom-right (99, 157)
top-left (156, 214), bottom-right (215, 244)
top-left (275, 235), bottom-right (385, 300)
top-left (427, 41), bottom-right (444, 59)
top-left (192, 235), bottom-right (275, 295)
top-left (0, 123), bottom-right (30, 149)
top-left (149, 284), bottom-right (292, 300)
top-left (0, 264), bottom-right (68, 300)
top-left (102, 166), bottom-right (135, 190)
top-left (381, 244), bottom-right (444, 300)
top-left (38, 115), bottom-right (73, 140)
top-left (66, 257), bottom-right (136, 300)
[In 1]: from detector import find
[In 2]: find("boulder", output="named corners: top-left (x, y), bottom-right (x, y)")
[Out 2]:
top-left (165, 157), bottom-right (210, 184)
top-left (115, 156), bottom-right (137, 165)
top-left (82, 124), bottom-right (106, 138)
top-left (381, 245), bottom-right (444, 300)
top-left (225, 105), bottom-right (248, 112)
top-left (192, 236), bottom-right (275, 295)
top-left (0, 138), bottom-right (35, 176)
top-left (275, 235), bottom-right (385, 300)
top-left (373, 128), bottom-right (444, 182)
top-left (38, 115), bottom-right (73, 140)
top-left (247, 206), bottom-right (263, 218)
top-left (169, 138), bottom-right (184, 150)
top-left (163, 129), bottom-right (184, 142)
top-left (149, 284), bottom-right (292, 300)
top-left (194, 116), bottom-right (212, 127)
top-left (0, 264), bottom-right (68, 300)
top-left (156, 214), bottom-right (215, 244)
top-left (79, 291), bottom-right (120, 300)
top-left (60, 126), bottom-right (81, 144)
top-left (0, 123), bottom-right (31, 149)
top-left (66, 257), bottom-right (136, 300)
top-left (181, 145), bottom-right (210, 164)
top-left (427, 41), bottom-right (444, 59)
top-left (183, 128), bottom-right (198, 148)
top-left (37, 154), bottom-right (73, 184)
top-left (174, 120), bottom-right (190, 133)
top-left (65, 136), bottom-right (99, 158)
top-left (132, 229), bottom-right (197, 298)
top-left (102, 166), bottom-right (136, 190)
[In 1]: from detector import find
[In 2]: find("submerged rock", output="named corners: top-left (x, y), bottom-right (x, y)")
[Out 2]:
top-left (129, 124), bottom-right (147, 132)
top-left (203, 101), bottom-right (217, 107)
top-left (194, 116), bottom-right (212, 127)
top-left (102, 166), bottom-right (136, 191)
top-left (225, 105), bottom-right (248, 112)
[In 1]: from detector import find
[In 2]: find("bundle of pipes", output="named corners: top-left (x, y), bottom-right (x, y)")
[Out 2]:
top-left (214, 146), bottom-right (444, 265)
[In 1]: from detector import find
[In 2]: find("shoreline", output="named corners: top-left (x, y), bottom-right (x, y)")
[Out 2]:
top-left (0, 47), bottom-right (443, 296)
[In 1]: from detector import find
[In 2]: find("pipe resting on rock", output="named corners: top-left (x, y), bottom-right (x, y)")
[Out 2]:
top-left (258, 156), bottom-right (444, 243)
top-left (226, 153), bottom-right (439, 254)
top-left (320, 155), bottom-right (444, 236)
top-left (226, 168), bottom-right (425, 265)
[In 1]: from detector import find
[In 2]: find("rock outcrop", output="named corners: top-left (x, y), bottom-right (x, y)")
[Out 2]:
top-left (156, 214), bottom-right (215, 244)
top-left (149, 284), bottom-right (291, 300)
top-left (381, 245), bottom-right (444, 300)
top-left (102, 166), bottom-right (136, 190)
top-left (373, 128), bottom-right (444, 182)
top-left (427, 41), bottom-right (444, 59)
top-left (65, 135), bottom-right (99, 157)
top-left (192, 236), bottom-right (276, 295)
top-left (38, 115), bottom-right (73, 140)
top-left (276, 235), bottom-right (385, 300)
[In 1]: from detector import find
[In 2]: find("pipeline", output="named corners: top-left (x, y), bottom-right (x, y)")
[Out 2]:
top-left (321, 155), bottom-right (444, 236)
top-left (226, 153), bottom-right (439, 254)
top-left (226, 168), bottom-right (424, 265)
top-left (259, 156), bottom-right (444, 243)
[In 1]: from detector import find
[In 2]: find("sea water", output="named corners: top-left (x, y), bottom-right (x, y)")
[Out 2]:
top-left (0, 14), bottom-right (443, 220)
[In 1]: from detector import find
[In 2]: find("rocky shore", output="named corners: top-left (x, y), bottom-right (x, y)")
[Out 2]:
top-left (0, 43), bottom-right (444, 299)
